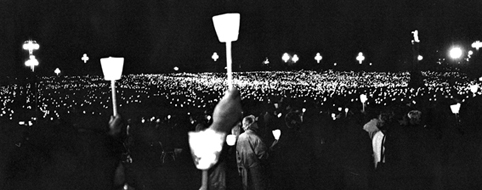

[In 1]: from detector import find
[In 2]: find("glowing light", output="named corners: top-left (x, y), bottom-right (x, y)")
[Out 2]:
top-left (82, 53), bottom-right (89, 63)
top-left (23, 40), bottom-right (40, 54)
top-left (470, 84), bottom-right (479, 93)
top-left (292, 54), bottom-right (299, 63)
top-left (360, 94), bottom-right (368, 103)
top-left (411, 30), bottom-right (420, 43)
top-left (450, 103), bottom-right (461, 114)
top-left (417, 55), bottom-right (423, 61)
top-left (54, 68), bottom-right (61, 76)
top-left (314, 53), bottom-right (322, 63)
top-left (25, 55), bottom-right (39, 72)
top-left (226, 134), bottom-right (236, 146)
top-left (282, 53), bottom-right (290, 63)
top-left (472, 41), bottom-right (482, 50)
top-left (173, 67), bottom-right (179, 71)
top-left (468, 50), bottom-right (474, 57)
top-left (263, 57), bottom-right (269, 65)
top-left (356, 52), bottom-right (365, 64)
top-left (449, 47), bottom-right (463, 60)
top-left (272, 129), bottom-right (281, 140)
top-left (212, 52), bottom-right (219, 61)
top-left (212, 13), bottom-right (240, 43)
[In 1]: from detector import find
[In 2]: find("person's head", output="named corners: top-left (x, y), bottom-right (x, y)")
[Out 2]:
top-left (242, 115), bottom-right (258, 131)
top-left (377, 108), bottom-right (394, 131)
top-left (407, 110), bottom-right (422, 125)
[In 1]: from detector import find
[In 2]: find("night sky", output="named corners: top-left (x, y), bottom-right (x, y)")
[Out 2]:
top-left (1, 0), bottom-right (482, 76)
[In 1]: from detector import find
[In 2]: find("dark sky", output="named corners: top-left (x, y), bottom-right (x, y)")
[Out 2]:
top-left (1, 0), bottom-right (482, 76)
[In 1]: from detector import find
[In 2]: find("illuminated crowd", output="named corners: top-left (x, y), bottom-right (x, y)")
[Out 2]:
top-left (0, 71), bottom-right (478, 123)
top-left (1, 70), bottom-right (481, 190)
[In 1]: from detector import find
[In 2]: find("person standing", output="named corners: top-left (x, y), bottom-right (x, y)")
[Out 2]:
top-left (236, 115), bottom-right (269, 190)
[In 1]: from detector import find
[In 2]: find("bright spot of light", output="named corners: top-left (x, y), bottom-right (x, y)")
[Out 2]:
top-left (417, 55), bottom-right (423, 61)
top-left (292, 54), bottom-right (299, 63)
top-left (173, 66), bottom-right (179, 71)
top-left (282, 53), bottom-right (290, 63)
top-left (449, 47), bottom-right (463, 59)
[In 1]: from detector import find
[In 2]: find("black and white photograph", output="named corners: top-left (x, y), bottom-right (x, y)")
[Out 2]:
top-left (1, 0), bottom-right (482, 189)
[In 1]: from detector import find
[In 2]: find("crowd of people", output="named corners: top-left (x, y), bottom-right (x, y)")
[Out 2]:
top-left (0, 70), bottom-right (482, 190)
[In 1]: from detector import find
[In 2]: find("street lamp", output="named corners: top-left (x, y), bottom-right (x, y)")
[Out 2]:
top-left (282, 53), bottom-right (290, 63)
top-left (82, 53), bottom-right (89, 63)
top-left (292, 54), bottom-right (299, 63)
top-left (54, 68), bottom-right (61, 76)
top-left (23, 40), bottom-right (40, 55)
top-left (212, 52), bottom-right (219, 62)
top-left (25, 55), bottom-right (39, 72)
top-left (356, 52), bottom-right (365, 64)
top-left (472, 41), bottom-right (482, 50)
top-left (449, 47), bottom-right (463, 60)
top-left (314, 53), bottom-right (322, 63)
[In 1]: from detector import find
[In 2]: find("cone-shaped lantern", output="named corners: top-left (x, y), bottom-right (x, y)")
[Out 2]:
top-left (226, 134), bottom-right (237, 146)
top-left (100, 57), bottom-right (124, 116)
top-left (272, 129), bottom-right (281, 140)
top-left (212, 13), bottom-right (240, 90)
top-left (450, 103), bottom-right (461, 114)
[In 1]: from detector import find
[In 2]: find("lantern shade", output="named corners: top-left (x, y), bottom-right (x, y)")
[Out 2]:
top-left (272, 129), bottom-right (281, 140)
top-left (470, 84), bottom-right (479, 93)
top-left (100, 57), bottom-right (124, 80)
top-left (360, 94), bottom-right (368, 103)
top-left (188, 129), bottom-right (224, 170)
top-left (226, 134), bottom-right (236, 146)
top-left (450, 103), bottom-right (461, 114)
top-left (212, 13), bottom-right (240, 43)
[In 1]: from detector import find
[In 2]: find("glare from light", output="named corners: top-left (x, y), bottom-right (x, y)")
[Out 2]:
top-left (468, 50), bottom-right (474, 57)
top-left (449, 47), bottom-right (463, 60)
top-left (173, 67), bottom-right (179, 71)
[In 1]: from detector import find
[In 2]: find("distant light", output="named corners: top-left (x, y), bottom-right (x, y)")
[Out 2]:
top-left (449, 47), bottom-right (463, 60)
top-left (468, 50), bottom-right (474, 57)
top-left (356, 52), bottom-right (365, 64)
top-left (334, 62), bottom-right (337, 66)
top-left (314, 53), bottom-right (322, 63)
top-left (411, 30), bottom-right (420, 43)
top-left (23, 40), bottom-right (40, 54)
top-left (173, 66), bottom-right (179, 71)
top-left (263, 57), bottom-right (269, 65)
top-left (282, 53), bottom-right (290, 63)
top-left (212, 52), bottom-right (219, 61)
top-left (54, 68), bottom-right (61, 76)
top-left (417, 55), bottom-right (423, 61)
top-left (292, 54), bottom-right (299, 63)
top-left (81, 53), bottom-right (89, 63)
top-left (472, 41), bottom-right (482, 50)
top-left (369, 62), bottom-right (373, 66)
